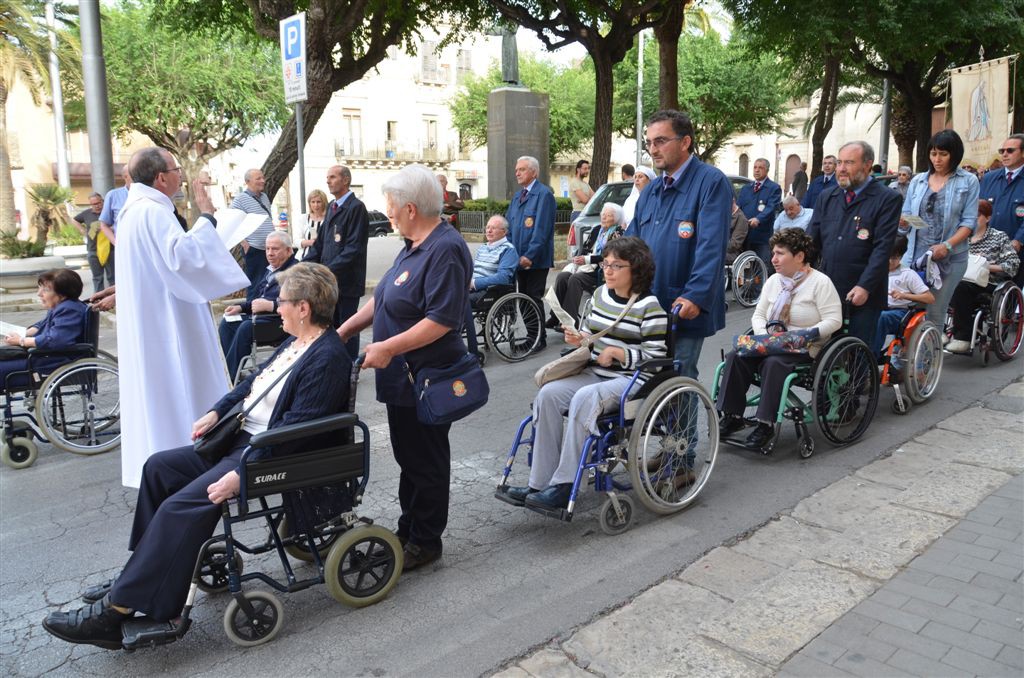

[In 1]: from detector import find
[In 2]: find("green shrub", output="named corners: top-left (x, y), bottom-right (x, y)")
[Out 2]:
top-left (555, 197), bottom-right (573, 211)
top-left (462, 196), bottom-right (574, 212)
top-left (0, 233), bottom-right (47, 258)
top-left (51, 224), bottom-right (85, 246)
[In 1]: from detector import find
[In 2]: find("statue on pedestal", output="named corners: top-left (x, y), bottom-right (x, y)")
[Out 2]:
top-left (487, 24), bottom-right (520, 86)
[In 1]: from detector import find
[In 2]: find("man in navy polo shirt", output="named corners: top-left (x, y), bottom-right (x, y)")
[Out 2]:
top-left (625, 109), bottom-right (732, 378)
top-left (737, 157), bottom-right (782, 268)
top-left (980, 133), bottom-right (1024, 285)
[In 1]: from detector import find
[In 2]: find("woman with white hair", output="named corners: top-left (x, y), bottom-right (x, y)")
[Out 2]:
top-left (548, 201), bottom-right (626, 327)
top-left (622, 166), bottom-right (657, 226)
top-left (338, 164), bottom-right (473, 573)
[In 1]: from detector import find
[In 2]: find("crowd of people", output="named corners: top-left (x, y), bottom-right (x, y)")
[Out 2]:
top-left (26, 119), bottom-right (1023, 652)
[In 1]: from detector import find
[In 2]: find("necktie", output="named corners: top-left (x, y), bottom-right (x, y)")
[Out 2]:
top-left (1009, 171), bottom-right (1016, 186)
top-left (824, 176), bottom-right (831, 186)
top-left (663, 176), bottom-right (675, 188)
top-left (329, 201), bottom-right (339, 217)
top-left (519, 188), bottom-right (528, 204)
top-left (845, 190), bottom-right (855, 205)
top-left (754, 181), bottom-right (762, 192)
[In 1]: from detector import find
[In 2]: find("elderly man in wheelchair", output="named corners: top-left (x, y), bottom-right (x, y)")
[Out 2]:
top-left (464, 215), bottom-right (518, 361)
top-left (40, 263), bottom-right (371, 650)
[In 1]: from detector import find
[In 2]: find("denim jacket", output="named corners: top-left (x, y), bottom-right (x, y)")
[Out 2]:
top-left (900, 168), bottom-right (979, 267)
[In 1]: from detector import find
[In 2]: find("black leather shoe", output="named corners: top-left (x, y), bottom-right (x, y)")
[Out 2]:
top-left (82, 578), bottom-right (115, 604)
top-left (545, 316), bottom-right (561, 330)
top-left (502, 486), bottom-right (538, 507)
top-left (42, 595), bottom-right (130, 650)
top-left (524, 483), bottom-right (573, 510)
top-left (402, 543), bottom-right (441, 572)
top-left (719, 413), bottom-right (747, 437)
top-left (744, 423), bottom-right (774, 449)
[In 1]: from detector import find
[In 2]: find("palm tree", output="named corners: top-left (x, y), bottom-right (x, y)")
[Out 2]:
top-left (1, 0), bottom-right (78, 236)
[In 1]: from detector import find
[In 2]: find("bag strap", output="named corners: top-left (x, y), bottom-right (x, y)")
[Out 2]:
top-left (238, 356), bottom-right (298, 419)
top-left (582, 292), bottom-right (639, 348)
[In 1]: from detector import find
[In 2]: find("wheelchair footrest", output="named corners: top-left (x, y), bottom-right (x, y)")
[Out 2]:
top-left (524, 503), bottom-right (573, 522)
top-left (122, 617), bottom-right (181, 650)
top-left (493, 486), bottom-right (523, 506)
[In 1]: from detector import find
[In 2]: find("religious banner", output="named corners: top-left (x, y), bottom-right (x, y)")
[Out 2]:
top-left (950, 57), bottom-right (1014, 169)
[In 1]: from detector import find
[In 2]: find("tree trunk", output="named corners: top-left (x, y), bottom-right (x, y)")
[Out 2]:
top-left (903, 88), bottom-right (934, 171)
top-left (178, 156), bottom-right (206, 225)
top-left (0, 82), bottom-right (16, 235)
top-left (589, 49), bottom-right (616, 188)
top-left (890, 91), bottom-right (917, 169)
top-left (654, 1), bottom-right (684, 111)
top-left (810, 54), bottom-right (841, 178)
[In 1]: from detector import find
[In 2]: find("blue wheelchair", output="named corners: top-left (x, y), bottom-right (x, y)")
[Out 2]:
top-left (494, 309), bottom-right (719, 535)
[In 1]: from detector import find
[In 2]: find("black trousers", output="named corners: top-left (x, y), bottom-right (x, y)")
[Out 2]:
top-left (517, 268), bottom-right (548, 344)
top-left (950, 281), bottom-right (985, 341)
top-left (386, 404), bottom-right (451, 552)
top-left (552, 269), bottom-right (600, 324)
top-left (716, 351), bottom-right (811, 423)
top-left (109, 434), bottom-right (251, 621)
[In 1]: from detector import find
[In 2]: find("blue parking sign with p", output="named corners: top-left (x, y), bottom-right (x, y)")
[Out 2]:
top-left (284, 19), bottom-right (301, 59)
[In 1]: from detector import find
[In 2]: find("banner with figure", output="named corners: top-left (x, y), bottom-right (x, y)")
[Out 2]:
top-left (950, 57), bottom-right (1013, 170)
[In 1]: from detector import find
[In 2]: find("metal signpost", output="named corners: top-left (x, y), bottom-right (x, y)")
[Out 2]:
top-left (280, 13), bottom-right (308, 203)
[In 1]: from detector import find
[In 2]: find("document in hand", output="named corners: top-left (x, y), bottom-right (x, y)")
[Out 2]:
top-left (544, 287), bottom-right (577, 329)
top-left (0, 321), bottom-right (28, 336)
top-left (902, 215), bottom-right (928, 230)
top-left (213, 208), bottom-right (265, 249)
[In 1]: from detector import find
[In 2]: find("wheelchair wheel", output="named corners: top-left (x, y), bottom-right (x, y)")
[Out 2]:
top-left (484, 293), bottom-right (541, 362)
top-left (731, 252), bottom-right (768, 308)
top-left (598, 494), bottom-right (634, 536)
top-left (35, 358), bottom-right (120, 455)
top-left (812, 338), bottom-right (879, 446)
top-left (197, 543), bottom-right (243, 594)
top-left (277, 515), bottom-right (339, 563)
top-left (223, 590), bottom-right (284, 647)
top-left (1, 436), bottom-right (39, 470)
top-left (627, 377), bottom-right (719, 515)
top-left (991, 284), bottom-right (1023, 361)
top-left (324, 524), bottom-right (402, 608)
top-left (903, 321), bottom-right (943, 404)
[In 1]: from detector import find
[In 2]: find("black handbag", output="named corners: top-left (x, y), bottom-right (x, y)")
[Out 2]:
top-left (408, 352), bottom-right (489, 426)
top-left (194, 360), bottom-right (297, 465)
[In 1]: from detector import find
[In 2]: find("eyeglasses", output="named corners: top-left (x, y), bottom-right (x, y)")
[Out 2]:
top-left (642, 136), bottom-right (683, 151)
top-left (162, 166), bottom-right (183, 175)
top-left (997, 146), bottom-right (1021, 154)
top-left (277, 298), bottom-right (300, 305)
top-left (599, 262), bottom-right (631, 271)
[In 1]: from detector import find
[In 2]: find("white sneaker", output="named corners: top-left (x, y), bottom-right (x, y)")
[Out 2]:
top-left (946, 339), bottom-right (971, 353)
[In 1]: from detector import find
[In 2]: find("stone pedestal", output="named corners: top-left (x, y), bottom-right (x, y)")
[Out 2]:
top-left (487, 87), bottom-right (550, 200)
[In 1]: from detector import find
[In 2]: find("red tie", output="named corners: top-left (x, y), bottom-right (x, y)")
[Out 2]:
top-left (329, 201), bottom-right (339, 216)
top-left (754, 181), bottom-right (762, 192)
top-left (664, 176), bottom-right (674, 188)
top-left (845, 190), bottom-right (855, 205)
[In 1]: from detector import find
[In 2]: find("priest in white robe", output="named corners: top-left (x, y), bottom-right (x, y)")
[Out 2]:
top-left (115, 148), bottom-right (250, 487)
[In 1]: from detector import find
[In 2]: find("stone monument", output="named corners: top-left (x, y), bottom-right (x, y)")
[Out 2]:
top-left (487, 27), bottom-right (550, 200)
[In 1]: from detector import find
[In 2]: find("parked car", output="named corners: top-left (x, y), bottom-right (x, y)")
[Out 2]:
top-left (368, 210), bottom-right (392, 237)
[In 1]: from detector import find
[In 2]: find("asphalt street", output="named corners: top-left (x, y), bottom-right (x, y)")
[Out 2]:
top-left (1, 250), bottom-right (1022, 677)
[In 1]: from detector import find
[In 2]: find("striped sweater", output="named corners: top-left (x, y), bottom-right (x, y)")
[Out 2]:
top-left (585, 285), bottom-right (668, 378)
top-left (229, 190), bottom-right (275, 247)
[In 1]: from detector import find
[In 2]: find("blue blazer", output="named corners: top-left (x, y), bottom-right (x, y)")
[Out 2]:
top-left (737, 177), bottom-right (782, 245)
top-left (802, 174), bottom-right (837, 209)
top-left (31, 298), bottom-right (89, 350)
top-left (625, 157), bottom-right (732, 338)
top-left (807, 179), bottom-right (902, 309)
top-left (979, 168), bottom-right (1024, 244)
top-left (305, 195), bottom-right (369, 297)
top-left (505, 181), bottom-right (556, 269)
top-left (242, 254), bottom-right (297, 313)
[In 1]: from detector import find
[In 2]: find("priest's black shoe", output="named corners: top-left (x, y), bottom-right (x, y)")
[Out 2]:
top-left (718, 413), bottom-right (746, 437)
top-left (402, 543), bottom-right (442, 572)
top-left (81, 578), bottom-right (115, 604)
top-left (503, 485), bottom-right (538, 507)
top-left (524, 483), bottom-right (572, 510)
top-left (744, 422), bottom-right (774, 449)
top-left (42, 595), bottom-right (130, 650)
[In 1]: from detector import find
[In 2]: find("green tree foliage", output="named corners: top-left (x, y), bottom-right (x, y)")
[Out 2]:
top-left (614, 32), bottom-right (789, 163)
top-left (450, 54), bottom-right (596, 163)
top-left (64, 0), bottom-right (289, 221)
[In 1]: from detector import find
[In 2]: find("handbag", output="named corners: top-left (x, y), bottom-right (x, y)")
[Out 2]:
top-left (534, 293), bottom-right (638, 387)
top-left (194, 359), bottom-right (297, 465)
top-left (408, 352), bottom-right (489, 425)
top-left (962, 253), bottom-right (990, 287)
top-left (733, 327), bottom-right (820, 357)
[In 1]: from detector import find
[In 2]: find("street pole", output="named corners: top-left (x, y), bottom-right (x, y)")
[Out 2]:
top-left (879, 78), bottom-right (891, 172)
top-left (46, 1), bottom-right (70, 189)
top-left (635, 30), bottom-right (644, 168)
top-left (78, 0), bottom-right (114, 195)
top-left (295, 102), bottom-right (306, 207)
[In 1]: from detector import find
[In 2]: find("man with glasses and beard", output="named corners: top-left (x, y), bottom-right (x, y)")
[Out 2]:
top-left (979, 133), bottom-right (1024, 285)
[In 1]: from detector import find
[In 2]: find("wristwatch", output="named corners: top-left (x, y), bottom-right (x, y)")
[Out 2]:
top-left (942, 240), bottom-right (952, 252)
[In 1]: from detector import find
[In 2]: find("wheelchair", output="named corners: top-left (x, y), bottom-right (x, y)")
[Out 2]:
top-left (494, 309), bottom-right (719, 535)
top-left (944, 280), bottom-right (1023, 365)
top-left (232, 314), bottom-right (288, 384)
top-left (712, 316), bottom-right (879, 458)
top-left (467, 283), bottom-right (543, 363)
top-left (1, 310), bottom-right (120, 469)
top-left (724, 250), bottom-right (769, 308)
top-left (878, 308), bottom-right (944, 415)
top-left (121, 360), bottom-right (402, 650)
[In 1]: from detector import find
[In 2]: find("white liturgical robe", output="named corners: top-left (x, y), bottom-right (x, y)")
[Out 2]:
top-left (115, 183), bottom-right (249, 487)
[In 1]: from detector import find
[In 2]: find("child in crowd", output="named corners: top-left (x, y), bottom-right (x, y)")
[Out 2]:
top-left (873, 235), bottom-right (935, 357)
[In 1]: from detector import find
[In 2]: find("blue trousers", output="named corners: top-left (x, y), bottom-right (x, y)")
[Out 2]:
top-left (243, 246), bottom-right (268, 291)
top-left (847, 304), bottom-right (882, 347)
top-left (218, 317), bottom-right (254, 379)
top-left (873, 309), bottom-right (907, 356)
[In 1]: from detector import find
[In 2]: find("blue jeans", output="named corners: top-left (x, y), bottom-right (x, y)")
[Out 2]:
top-left (873, 309), bottom-right (907, 356)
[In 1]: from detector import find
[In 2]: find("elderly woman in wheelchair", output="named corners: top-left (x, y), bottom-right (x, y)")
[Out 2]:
top-left (500, 237), bottom-right (668, 512)
top-left (716, 229), bottom-right (842, 451)
top-left (42, 263), bottom-right (357, 650)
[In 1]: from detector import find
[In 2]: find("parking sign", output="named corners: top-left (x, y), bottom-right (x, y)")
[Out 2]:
top-left (279, 12), bottom-right (307, 104)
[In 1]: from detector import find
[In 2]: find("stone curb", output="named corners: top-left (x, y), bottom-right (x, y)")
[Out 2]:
top-left (491, 380), bottom-right (1024, 677)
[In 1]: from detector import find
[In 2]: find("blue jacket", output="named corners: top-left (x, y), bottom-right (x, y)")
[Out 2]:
top-left (979, 168), bottom-right (1024, 244)
top-left (737, 177), bottom-right (782, 245)
top-left (625, 157), bottom-right (732, 338)
top-left (304, 194), bottom-right (370, 297)
top-left (506, 181), bottom-right (556, 269)
top-left (242, 254), bottom-right (297, 314)
top-left (30, 298), bottom-right (89, 350)
top-left (807, 179), bottom-right (902, 309)
top-left (802, 173), bottom-right (837, 209)
top-left (899, 168), bottom-right (979, 267)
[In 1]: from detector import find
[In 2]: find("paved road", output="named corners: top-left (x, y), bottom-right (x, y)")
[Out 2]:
top-left (1, 286), bottom-right (1022, 676)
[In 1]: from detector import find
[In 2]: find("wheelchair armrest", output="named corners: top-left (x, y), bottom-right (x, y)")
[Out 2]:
top-left (27, 344), bottom-right (94, 361)
top-left (249, 412), bottom-right (358, 448)
top-left (636, 358), bottom-right (674, 372)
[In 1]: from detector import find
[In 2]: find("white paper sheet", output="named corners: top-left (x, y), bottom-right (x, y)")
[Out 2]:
top-left (0, 321), bottom-right (28, 336)
top-left (544, 287), bottom-right (578, 329)
top-left (902, 215), bottom-right (928, 230)
top-left (213, 208), bottom-right (264, 249)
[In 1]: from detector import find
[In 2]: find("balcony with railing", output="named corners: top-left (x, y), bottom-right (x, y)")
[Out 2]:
top-left (336, 141), bottom-right (472, 164)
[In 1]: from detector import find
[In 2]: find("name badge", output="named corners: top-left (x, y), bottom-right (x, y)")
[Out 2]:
top-left (334, 232), bottom-right (342, 242)
top-left (394, 270), bottom-right (410, 286)
top-left (757, 201), bottom-right (766, 212)
top-left (678, 221), bottom-right (694, 239)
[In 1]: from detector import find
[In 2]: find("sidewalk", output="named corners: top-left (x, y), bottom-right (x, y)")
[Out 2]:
top-left (493, 380), bottom-right (1023, 678)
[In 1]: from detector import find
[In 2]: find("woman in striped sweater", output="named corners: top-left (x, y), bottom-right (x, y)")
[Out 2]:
top-left (505, 237), bottom-right (669, 511)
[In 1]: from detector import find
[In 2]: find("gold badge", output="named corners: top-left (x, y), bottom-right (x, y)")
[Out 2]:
top-left (524, 217), bottom-right (534, 228)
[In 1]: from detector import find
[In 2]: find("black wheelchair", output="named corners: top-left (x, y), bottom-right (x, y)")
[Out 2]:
top-left (121, 362), bottom-right (402, 649)
top-left (467, 283), bottom-right (543, 363)
top-left (1, 310), bottom-right (120, 468)
top-left (945, 280), bottom-right (1023, 365)
top-left (724, 250), bottom-right (769, 308)
top-left (495, 309), bottom-right (719, 535)
top-left (232, 314), bottom-right (288, 384)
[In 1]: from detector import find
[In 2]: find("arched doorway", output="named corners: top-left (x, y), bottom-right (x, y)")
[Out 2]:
top-left (738, 154), bottom-right (749, 178)
top-left (784, 154), bottom-right (802, 196)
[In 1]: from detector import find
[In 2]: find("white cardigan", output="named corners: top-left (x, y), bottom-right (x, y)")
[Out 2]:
top-left (751, 269), bottom-right (843, 356)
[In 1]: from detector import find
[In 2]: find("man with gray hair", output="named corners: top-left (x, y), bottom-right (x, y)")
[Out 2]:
top-left (465, 214), bottom-right (518, 358)
top-left (230, 168), bottom-right (276, 291)
top-left (890, 165), bottom-right (912, 198)
top-left (774, 195), bottom-right (813, 231)
top-left (506, 155), bottom-right (556, 351)
top-left (218, 229), bottom-right (299, 378)
top-left (807, 140), bottom-right (901, 344)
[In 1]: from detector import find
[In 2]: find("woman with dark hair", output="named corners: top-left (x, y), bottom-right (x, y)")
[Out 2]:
top-left (717, 228), bottom-right (843, 448)
top-left (899, 129), bottom-right (980, 328)
top-left (946, 200), bottom-right (1020, 352)
top-left (2, 269), bottom-right (88, 389)
top-left (502, 236), bottom-right (668, 511)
